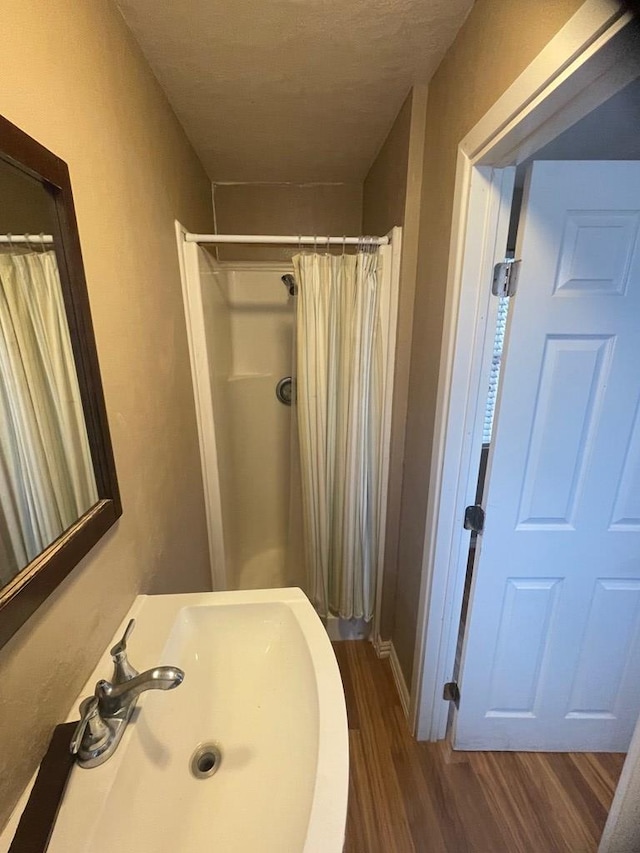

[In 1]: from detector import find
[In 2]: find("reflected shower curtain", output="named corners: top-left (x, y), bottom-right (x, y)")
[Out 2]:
top-left (293, 248), bottom-right (383, 621)
top-left (0, 250), bottom-right (97, 581)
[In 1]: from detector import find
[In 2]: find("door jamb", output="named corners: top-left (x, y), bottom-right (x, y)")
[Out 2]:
top-left (411, 0), bottom-right (639, 741)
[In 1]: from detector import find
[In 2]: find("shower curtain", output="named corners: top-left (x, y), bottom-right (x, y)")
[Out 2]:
top-left (293, 247), bottom-right (383, 621)
top-left (0, 250), bottom-right (97, 581)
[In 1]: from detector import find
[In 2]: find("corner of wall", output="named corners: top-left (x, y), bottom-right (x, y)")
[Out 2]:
top-left (366, 83), bottom-right (428, 659)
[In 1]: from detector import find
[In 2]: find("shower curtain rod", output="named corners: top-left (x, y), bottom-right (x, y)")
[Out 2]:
top-left (0, 234), bottom-right (53, 244)
top-left (184, 233), bottom-right (390, 246)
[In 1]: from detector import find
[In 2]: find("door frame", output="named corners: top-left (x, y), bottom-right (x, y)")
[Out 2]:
top-left (411, 0), bottom-right (640, 742)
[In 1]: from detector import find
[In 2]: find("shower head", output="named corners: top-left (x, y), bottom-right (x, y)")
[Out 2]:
top-left (281, 274), bottom-right (297, 296)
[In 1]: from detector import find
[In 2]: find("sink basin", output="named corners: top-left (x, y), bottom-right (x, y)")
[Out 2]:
top-left (18, 589), bottom-right (349, 852)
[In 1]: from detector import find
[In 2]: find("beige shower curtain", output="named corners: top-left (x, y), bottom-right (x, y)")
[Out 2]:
top-left (0, 250), bottom-right (97, 581)
top-left (293, 248), bottom-right (383, 621)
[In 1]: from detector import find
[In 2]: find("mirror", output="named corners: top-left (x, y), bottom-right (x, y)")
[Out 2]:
top-left (0, 115), bottom-right (121, 648)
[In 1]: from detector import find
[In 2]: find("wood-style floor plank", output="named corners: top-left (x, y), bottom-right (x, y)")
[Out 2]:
top-left (342, 641), bottom-right (415, 852)
top-left (334, 640), bottom-right (625, 853)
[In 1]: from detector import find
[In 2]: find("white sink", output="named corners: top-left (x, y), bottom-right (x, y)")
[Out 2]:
top-left (11, 589), bottom-right (349, 852)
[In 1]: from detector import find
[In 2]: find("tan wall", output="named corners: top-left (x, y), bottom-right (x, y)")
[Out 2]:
top-left (362, 92), bottom-right (412, 236)
top-left (362, 86), bottom-right (429, 640)
top-left (0, 0), bottom-right (214, 828)
top-left (393, 0), bottom-right (586, 685)
top-left (213, 182), bottom-right (362, 261)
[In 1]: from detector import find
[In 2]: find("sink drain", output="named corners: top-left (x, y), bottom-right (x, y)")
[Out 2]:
top-left (190, 743), bottom-right (222, 779)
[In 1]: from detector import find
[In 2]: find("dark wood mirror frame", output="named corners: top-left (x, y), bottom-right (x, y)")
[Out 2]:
top-left (0, 115), bottom-right (121, 649)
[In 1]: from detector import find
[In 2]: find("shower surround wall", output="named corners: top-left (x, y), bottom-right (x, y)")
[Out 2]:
top-left (187, 234), bottom-right (402, 643)
top-left (198, 248), bottom-right (299, 590)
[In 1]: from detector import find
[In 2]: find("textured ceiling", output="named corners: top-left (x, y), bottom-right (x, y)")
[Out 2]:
top-left (116, 0), bottom-right (473, 182)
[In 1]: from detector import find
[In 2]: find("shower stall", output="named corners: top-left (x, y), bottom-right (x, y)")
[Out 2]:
top-left (177, 227), bottom-right (402, 641)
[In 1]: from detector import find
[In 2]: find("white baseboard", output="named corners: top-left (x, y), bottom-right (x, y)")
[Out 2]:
top-left (389, 642), bottom-right (410, 720)
top-left (372, 635), bottom-right (391, 658)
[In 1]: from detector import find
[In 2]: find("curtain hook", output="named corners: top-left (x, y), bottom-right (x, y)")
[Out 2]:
top-left (313, 234), bottom-right (317, 254)
top-left (326, 235), bottom-right (330, 256)
top-left (342, 235), bottom-right (346, 256)
top-left (28, 233), bottom-right (41, 256)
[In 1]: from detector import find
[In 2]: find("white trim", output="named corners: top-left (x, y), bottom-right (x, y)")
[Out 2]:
top-left (411, 167), bottom-right (515, 739)
top-left (463, 2), bottom-right (632, 164)
top-left (373, 226), bottom-right (403, 645)
top-left (412, 0), bottom-right (640, 741)
top-left (175, 222), bottom-right (227, 590)
top-left (390, 642), bottom-right (410, 720)
top-left (373, 636), bottom-right (391, 658)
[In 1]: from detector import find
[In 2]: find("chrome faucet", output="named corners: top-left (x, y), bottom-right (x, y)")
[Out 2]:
top-left (95, 666), bottom-right (184, 717)
top-left (70, 619), bottom-right (184, 768)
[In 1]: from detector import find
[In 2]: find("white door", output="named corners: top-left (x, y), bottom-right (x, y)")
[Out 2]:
top-left (455, 161), bottom-right (640, 752)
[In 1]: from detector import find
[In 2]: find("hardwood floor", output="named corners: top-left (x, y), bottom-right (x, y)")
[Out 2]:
top-left (333, 641), bottom-right (625, 853)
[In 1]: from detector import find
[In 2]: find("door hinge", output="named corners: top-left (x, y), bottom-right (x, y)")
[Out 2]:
top-left (492, 259), bottom-right (521, 297)
top-left (464, 504), bottom-right (485, 533)
top-left (443, 681), bottom-right (460, 707)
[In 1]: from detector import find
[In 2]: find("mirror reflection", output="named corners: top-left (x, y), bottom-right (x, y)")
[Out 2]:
top-left (0, 161), bottom-right (97, 585)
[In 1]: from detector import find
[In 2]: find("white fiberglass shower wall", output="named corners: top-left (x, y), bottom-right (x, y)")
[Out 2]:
top-left (195, 249), bottom-right (302, 591)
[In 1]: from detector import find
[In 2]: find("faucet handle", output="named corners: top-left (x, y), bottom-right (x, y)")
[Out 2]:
top-left (110, 618), bottom-right (138, 683)
top-left (70, 696), bottom-right (110, 756)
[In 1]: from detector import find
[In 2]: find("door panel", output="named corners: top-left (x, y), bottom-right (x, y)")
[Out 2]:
top-left (486, 577), bottom-right (561, 716)
top-left (455, 161), bottom-right (640, 751)
top-left (518, 335), bottom-right (613, 528)
top-left (567, 580), bottom-right (640, 719)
